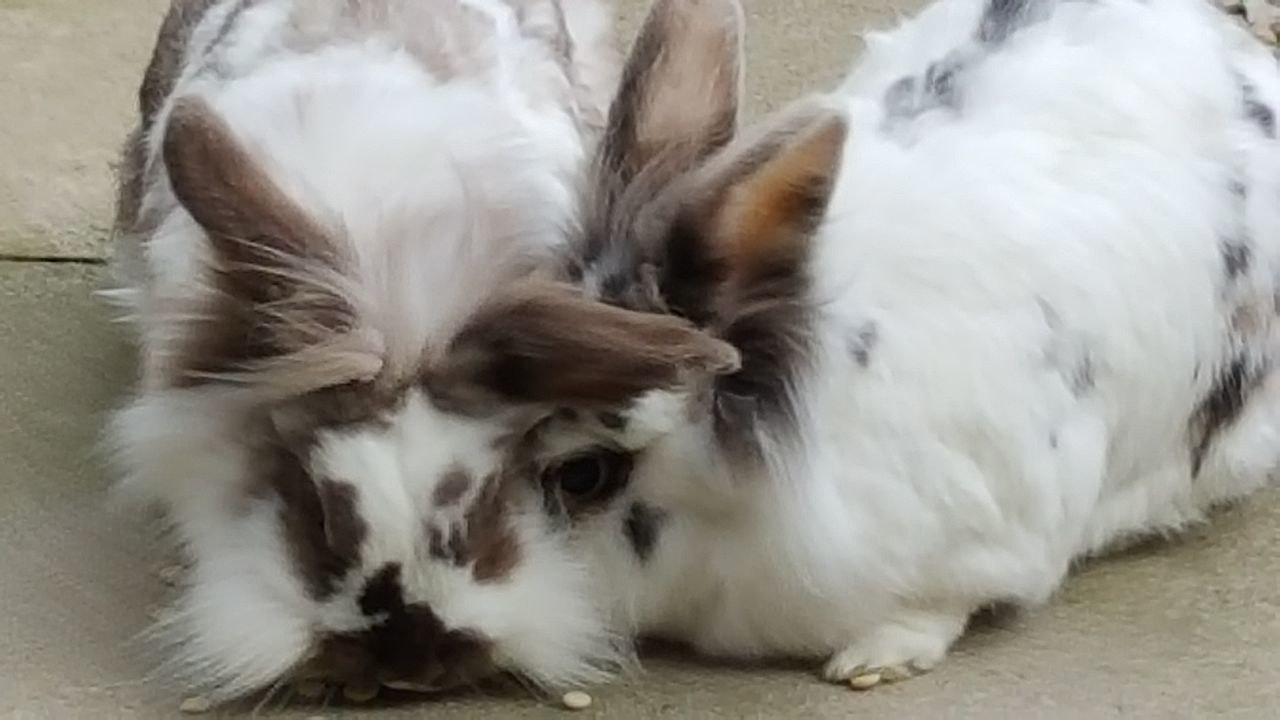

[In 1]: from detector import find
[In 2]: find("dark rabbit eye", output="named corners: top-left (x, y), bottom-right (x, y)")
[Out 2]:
top-left (543, 450), bottom-right (633, 512)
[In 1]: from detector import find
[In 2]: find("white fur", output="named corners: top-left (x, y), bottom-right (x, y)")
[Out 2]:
top-left (111, 0), bottom-right (619, 699)
top-left (570, 0), bottom-right (1280, 681)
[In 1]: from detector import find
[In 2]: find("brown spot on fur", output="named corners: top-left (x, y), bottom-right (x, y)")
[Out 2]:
top-left (428, 280), bottom-right (738, 414)
top-left (263, 442), bottom-right (366, 600)
top-left (433, 467), bottom-right (472, 507)
top-left (271, 381), bottom-right (404, 446)
top-left (465, 475), bottom-right (523, 584)
top-left (623, 501), bottom-right (665, 562)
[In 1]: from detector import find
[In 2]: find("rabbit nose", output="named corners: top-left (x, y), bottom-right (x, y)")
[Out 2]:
top-left (349, 563), bottom-right (497, 690)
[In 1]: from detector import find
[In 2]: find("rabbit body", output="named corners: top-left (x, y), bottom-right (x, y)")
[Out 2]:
top-left (109, 0), bottom-right (624, 700)
top-left (571, 0), bottom-right (1280, 682)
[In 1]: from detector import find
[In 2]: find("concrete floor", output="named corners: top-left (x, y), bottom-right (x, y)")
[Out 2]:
top-left (2, 0), bottom-right (1279, 718)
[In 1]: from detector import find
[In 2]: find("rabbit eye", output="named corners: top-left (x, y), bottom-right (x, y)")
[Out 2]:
top-left (543, 450), bottom-right (632, 512)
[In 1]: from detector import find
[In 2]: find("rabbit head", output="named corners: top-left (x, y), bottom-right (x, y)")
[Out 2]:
top-left (353, 0), bottom-right (850, 691)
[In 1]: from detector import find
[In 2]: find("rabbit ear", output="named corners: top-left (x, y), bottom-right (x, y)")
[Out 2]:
top-left (665, 102), bottom-right (850, 321)
top-left (701, 104), bottom-right (849, 296)
top-left (161, 97), bottom-right (379, 392)
top-left (429, 280), bottom-right (740, 413)
top-left (163, 96), bottom-right (342, 281)
top-left (600, 0), bottom-right (744, 183)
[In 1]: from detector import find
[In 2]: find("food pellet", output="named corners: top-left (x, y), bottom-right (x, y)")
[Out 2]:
top-left (561, 690), bottom-right (593, 710)
top-left (343, 681), bottom-right (380, 703)
top-left (179, 695), bottom-right (213, 714)
top-left (849, 672), bottom-right (882, 691)
top-left (295, 679), bottom-right (326, 700)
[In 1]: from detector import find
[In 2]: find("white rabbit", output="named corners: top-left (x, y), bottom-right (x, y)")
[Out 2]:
top-left (525, 0), bottom-right (1280, 689)
top-left (101, 0), bottom-right (734, 703)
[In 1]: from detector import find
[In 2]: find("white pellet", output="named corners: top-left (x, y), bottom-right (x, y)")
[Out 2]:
top-left (179, 695), bottom-right (212, 714)
top-left (849, 672), bottom-right (882, 691)
top-left (561, 690), bottom-right (593, 710)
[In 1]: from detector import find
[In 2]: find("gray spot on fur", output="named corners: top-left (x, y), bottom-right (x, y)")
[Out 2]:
top-left (978, 0), bottom-right (1044, 46)
top-left (1190, 354), bottom-right (1267, 476)
top-left (924, 57), bottom-right (964, 108)
top-left (848, 321), bottom-right (880, 368)
top-left (1223, 240), bottom-right (1252, 281)
top-left (1241, 80), bottom-right (1277, 138)
top-left (623, 502), bottom-right (665, 563)
top-left (1071, 353), bottom-right (1095, 396)
top-left (884, 76), bottom-right (919, 121)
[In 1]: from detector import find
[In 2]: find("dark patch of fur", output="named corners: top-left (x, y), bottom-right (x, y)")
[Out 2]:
top-left (272, 381), bottom-right (404, 444)
top-left (924, 57), bottom-right (963, 108)
top-left (1189, 355), bottom-right (1266, 476)
top-left (465, 475), bottom-right (524, 583)
top-left (623, 502), bottom-right (666, 562)
top-left (1241, 80), bottom-right (1277, 138)
top-left (263, 442), bottom-right (366, 600)
top-left (303, 563), bottom-right (493, 687)
top-left (1071, 354), bottom-right (1095, 396)
top-left (848, 321), bottom-right (880, 368)
top-left (422, 473), bottom-right (520, 583)
top-left (433, 467), bottom-right (472, 508)
top-left (429, 280), bottom-right (735, 414)
top-left (1222, 239), bottom-right (1252, 281)
top-left (883, 76), bottom-right (919, 121)
top-left (977, 0), bottom-right (1039, 46)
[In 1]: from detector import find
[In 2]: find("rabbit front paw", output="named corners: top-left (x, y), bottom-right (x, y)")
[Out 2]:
top-left (823, 609), bottom-right (968, 689)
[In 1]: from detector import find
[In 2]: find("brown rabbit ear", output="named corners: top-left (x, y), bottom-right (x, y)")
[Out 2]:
top-left (162, 97), bottom-right (377, 392)
top-left (429, 280), bottom-right (740, 413)
top-left (601, 0), bottom-right (744, 183)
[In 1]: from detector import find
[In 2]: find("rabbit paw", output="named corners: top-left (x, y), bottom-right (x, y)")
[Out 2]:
top-left (823, 610), bottom-right (967, 689)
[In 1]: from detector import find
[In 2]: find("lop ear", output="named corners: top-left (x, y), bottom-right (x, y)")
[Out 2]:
top-left (601, 0), bottom-right (744, 183)
top-left (161, 97), bottom-right (379, 392)
top-left (429, 281), bottom-right (741, 413)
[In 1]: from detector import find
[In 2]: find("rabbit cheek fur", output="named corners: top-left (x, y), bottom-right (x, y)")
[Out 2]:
top-left (543, 0), bottom-right (1280, 686)
top-left (106, 0), bottom-right (646, 701)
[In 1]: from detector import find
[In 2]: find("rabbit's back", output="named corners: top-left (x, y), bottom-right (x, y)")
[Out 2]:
top-left (806, 0), bottom-right (1280, 595)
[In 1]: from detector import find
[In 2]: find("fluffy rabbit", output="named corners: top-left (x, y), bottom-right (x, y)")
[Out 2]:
top-left (520, 0), bottom-right (1280, 689)
top-left (101, 0), bottom-right (733, 702)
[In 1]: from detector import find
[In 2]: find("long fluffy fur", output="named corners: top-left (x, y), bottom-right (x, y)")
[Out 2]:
top-left (110, 0), bottom-right (621, 700)
top-left (562, 0), bottom-right (1280, 683)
